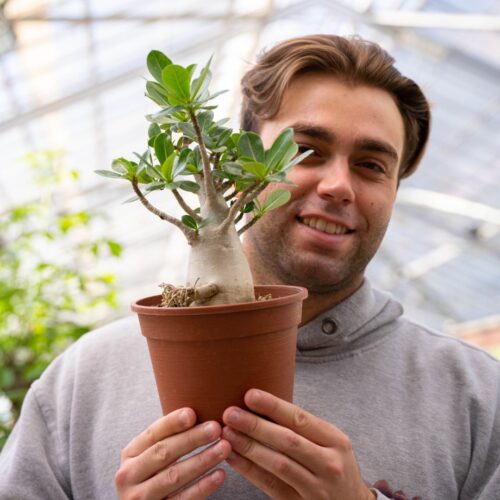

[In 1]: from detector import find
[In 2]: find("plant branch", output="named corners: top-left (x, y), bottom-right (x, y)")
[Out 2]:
top-left (172, 189), bottom-right (202, 222)
top-left (219, 181), bottom-right (268, 232)
top-left (131, 179), bottom-right (197, 243)
top-left (188, 110), bottom-right (218, 207)
top-left (238, 215), bottom-right (261, 236)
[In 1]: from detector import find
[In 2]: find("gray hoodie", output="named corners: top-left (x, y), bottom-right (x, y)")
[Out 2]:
top-left (1, 280), bottom-right (499, 499)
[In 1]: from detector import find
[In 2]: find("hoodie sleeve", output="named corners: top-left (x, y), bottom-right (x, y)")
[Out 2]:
top-left (458, 362), bottom-right (500, 499)
top-left (0, 382), bottom-right (71, 499)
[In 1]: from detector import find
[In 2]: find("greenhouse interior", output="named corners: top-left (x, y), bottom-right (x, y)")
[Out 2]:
top-left (1, 0), bottom-right (500, 422)
top-left (1, 2), bottom-right (500, 497)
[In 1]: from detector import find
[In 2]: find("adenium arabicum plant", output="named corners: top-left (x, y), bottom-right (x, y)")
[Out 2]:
top-left (96, 50), bottom-right (311, 306)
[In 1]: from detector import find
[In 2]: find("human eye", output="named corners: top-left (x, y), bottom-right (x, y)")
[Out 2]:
top-left (296, 145), bottom-right (320, 164)
top-left (356, 160), bottom-right (386, 174)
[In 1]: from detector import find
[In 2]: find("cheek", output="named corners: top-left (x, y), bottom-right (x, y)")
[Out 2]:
top-left (365, 196), bottom-right (395, 227)
top-left (286, 169), bottom-right (313, 201)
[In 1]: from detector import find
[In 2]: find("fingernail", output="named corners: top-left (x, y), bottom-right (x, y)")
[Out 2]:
top-left (226, 409), bottom-right (240, 424)
top-left (204, 421), bottom-right (218, 439)
top-left (179, 409), bottom-right (189, 426)
top-left (249, 389), bottom-right (261, 404)
top-left (211, 469), bottom-right (224, 485)
top-left (212, 441), bottom-right (224, 457)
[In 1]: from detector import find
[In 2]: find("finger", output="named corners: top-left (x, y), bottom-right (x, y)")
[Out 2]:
top-left (222, 427), bottom-right (313, 496)
top-left (169, 469), bottom-right (225, 500)
top-left (226, 450), bottom-right (298, 499)
top-left (223, 406), bottom-right (328, 472)
top-left (123, 421), bottom-right (222, 485)
top-left (146, 440), bottom-right (231, 500)
top-left (123, 408), bottom-right (196, 458)
top-left (244, 389), bottom-right (344, 447)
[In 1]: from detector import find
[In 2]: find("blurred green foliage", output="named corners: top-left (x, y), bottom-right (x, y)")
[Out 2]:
top-left (0, 152), bottom-right (122, 449)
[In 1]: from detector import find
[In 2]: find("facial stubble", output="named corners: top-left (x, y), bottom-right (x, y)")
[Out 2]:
top-left (244, 211), bottom-right (391, 295)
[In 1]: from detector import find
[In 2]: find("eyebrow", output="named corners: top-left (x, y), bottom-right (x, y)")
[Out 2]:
top-left (353, 138), bottom-right (399, 164)
top-left (292, 124), bottom-right (333, 142)
top-left (291, 123), bottom-right (400, 164)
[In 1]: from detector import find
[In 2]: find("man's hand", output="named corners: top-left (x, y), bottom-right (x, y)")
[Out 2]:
top-left (115, 408), bottom-right (231, 499)
top-left (222, 389), bottom-right (375, 500)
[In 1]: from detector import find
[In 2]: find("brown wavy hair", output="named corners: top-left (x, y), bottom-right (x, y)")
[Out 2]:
top-left (240, 34), bottom-right (431, 179)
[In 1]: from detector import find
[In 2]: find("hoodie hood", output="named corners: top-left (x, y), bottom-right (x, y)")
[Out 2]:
top-left (296, 279), bottom-right (404, 362)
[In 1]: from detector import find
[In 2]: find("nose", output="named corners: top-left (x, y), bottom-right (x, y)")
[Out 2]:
top-left (316, 157), bottom-right (355, 204)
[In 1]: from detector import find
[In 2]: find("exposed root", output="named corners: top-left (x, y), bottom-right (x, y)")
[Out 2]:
top-left (159, 281), bottom-right (219, 307)
top-left (257, 293), bottom-right (272, 301)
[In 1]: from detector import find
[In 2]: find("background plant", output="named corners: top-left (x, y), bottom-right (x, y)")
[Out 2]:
top-left (0, 151), bottom-right (122, 449)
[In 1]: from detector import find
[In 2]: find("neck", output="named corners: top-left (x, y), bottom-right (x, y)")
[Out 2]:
top-left (299, 278), bottom-right (363, 324)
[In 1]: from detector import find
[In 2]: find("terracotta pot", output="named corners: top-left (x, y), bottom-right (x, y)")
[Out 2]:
top-left (131, 285), bottom-right (307, 423)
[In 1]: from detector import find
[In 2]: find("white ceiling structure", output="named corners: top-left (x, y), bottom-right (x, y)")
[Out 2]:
top-left (0, 0), bottom-right (499, 332)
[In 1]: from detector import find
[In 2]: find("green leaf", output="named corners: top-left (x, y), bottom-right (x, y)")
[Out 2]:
top-left (262, 189), bottom-right (291, 212)
top-left (176, 122), bottom-right (196, 139)
top-left (196, 89), bottom-right (228, 105)
top-left (177, 180), bottom-right (200, 193)
top-left (95, 169), bottom-right (125, 179)
top-left (191, 147), bottom-right (203, 173)
top-left (191, 56), bottom-right (213, 100)
top-left (265, 173), bottom-right (296, 184)
top-left (222, 161), bottom-right (243, 176)
top-left (228, 132), bottom-right (241, 149)
top-left (146, 164), bottom-right (163, 180)
top-left (241, 202), bottom-right (255, 214)
top-left (0, 367), bottom-right (15, 389)
top-left (145, 81), bottom-right (170, 106)
top-left (146, 106), bottom-right (186, 125)
top-left (240, 161), bottom-right (267, 180)
top-left (181, 215), bottom-right (198, 230)
top-left (136, 169), bottom-right (153, 184)
top-left (197, 111), bottom-right (214, 132)
top-left (265, 128), bottom-right (298, 172)
top-left (185, 163), bottom-right (200, 174)
top-left (173, 149), bottom-right (192, 177)
top-left (238, 132), bottom-right (265, 162)
top-left (133, 151), bottom-right (152, 172)
top-left (160, 152), bottom-right (176, 183)
top-left (122, 195), bottom-right (139, 204)
top-left (147, 50), bottom-right (172, 83)
top-left (145, 182), bottom-right (166, 192)
top-left (198, 216), bottom-right (212, 229)
top-left (148, 123), bottom-right (161, 139)
top-left (281, 148), bottom-right (314, 172)
top-left (111, 158), bottom-right (130, 174)
top-left (154, 133), bottom-right (174, 164)
top-left (162, 64), bottom-right (191, 104)
top-left (186, 64), bottom-right (197, 79)
top-left (107, 240), bottom-right (123, 257)
top-left (213, 128), bottom-right (232, 148)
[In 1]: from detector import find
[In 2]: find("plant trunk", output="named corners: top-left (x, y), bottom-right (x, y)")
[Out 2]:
top-left (187, 224), bottom-right (255, 305)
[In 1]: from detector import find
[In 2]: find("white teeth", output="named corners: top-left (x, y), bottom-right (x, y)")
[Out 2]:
top-left (315, 219), bottom-right (327, 231)
top-left (301, 217), bottom-right (349, 235)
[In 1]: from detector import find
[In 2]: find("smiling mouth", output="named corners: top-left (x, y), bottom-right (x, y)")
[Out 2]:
top-left (297, 216), bottom-right (354, 235)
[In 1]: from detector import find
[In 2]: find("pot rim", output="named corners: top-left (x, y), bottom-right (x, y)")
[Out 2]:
top-left (131, 284), bottom-right (307, 316)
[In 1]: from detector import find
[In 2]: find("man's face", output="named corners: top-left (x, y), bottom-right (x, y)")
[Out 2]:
top-left (243, 72), bottom-right (405, 294)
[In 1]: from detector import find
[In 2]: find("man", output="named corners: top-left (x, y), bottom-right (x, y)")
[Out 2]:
top-left (1, 35), bottom-right (499, 500)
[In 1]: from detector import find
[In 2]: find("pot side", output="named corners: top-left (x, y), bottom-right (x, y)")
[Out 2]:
top-left (132, 285), bottom-right (307, 423)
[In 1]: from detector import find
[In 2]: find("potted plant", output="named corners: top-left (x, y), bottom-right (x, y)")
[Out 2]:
top-left (96, 51), bottom-right (310, 422)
